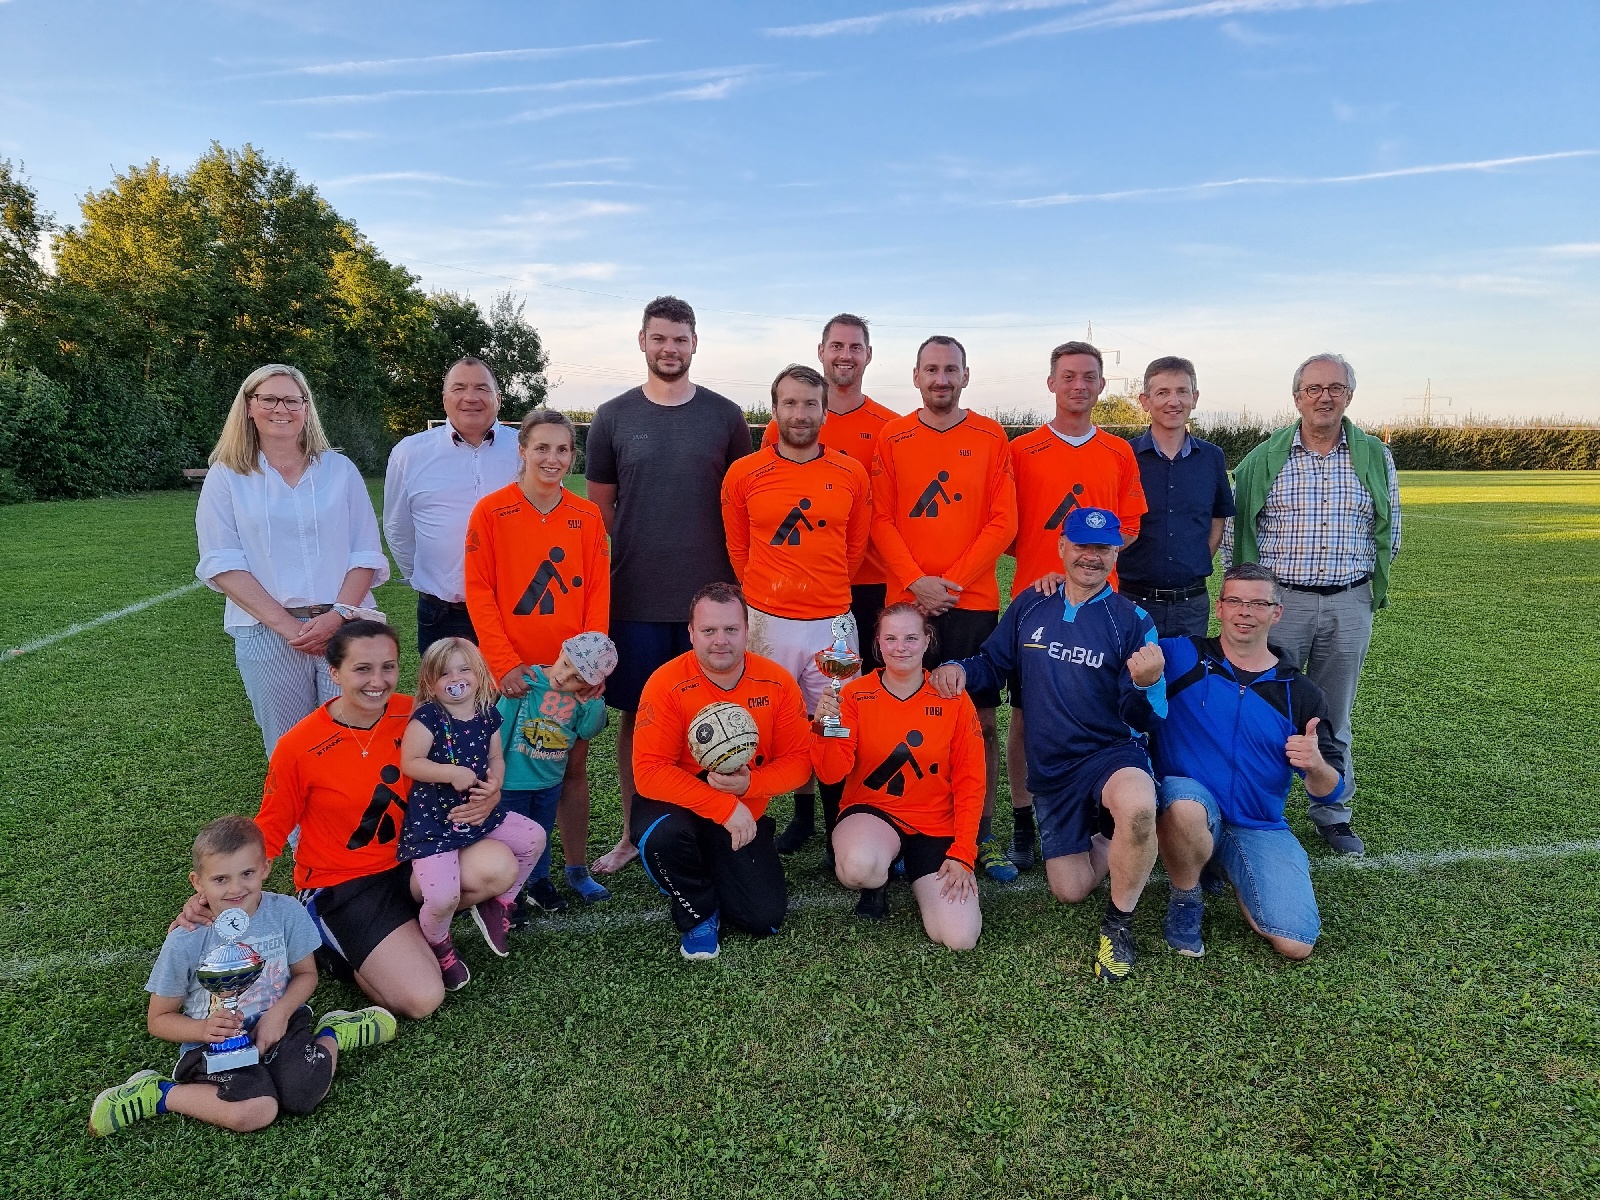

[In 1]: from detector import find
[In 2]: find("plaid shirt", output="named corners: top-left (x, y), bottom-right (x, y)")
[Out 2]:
top-left (1222, 429), bottom-right (1401, 587)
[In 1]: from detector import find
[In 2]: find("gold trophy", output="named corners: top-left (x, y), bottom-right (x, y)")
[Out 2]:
top-left (813, 614), bottom-right (863, 739)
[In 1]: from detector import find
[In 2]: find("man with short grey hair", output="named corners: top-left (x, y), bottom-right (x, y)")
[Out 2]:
top-left (1222, 353), bottom-right (1400, 856)
top-left (383, 356), bottom-right (520, 652)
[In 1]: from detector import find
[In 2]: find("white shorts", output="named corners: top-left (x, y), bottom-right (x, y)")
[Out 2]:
top-left (746, 607), bottom-right (860, 713)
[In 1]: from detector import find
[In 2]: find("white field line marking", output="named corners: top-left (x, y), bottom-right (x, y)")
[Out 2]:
top-left (3, 581), bottom-right (205, 661)
top-left (9, 839), bottom-right (1600, 984)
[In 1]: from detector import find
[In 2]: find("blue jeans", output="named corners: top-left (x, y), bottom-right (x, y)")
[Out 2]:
top-left (1134, 592), bottom-right (1210, 639)
top-left (1156, 776), bottom-right (1320, 946)
top-left (503, 783), bottom-right (564, 882)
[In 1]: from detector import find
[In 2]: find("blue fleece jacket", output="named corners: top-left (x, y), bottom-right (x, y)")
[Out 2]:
top-left (958, 585), bottom-right (1164, 800)
top-left (1153, 636), bottom-right (1347, 830)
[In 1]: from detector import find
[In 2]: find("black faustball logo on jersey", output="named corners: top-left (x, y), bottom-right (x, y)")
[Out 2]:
top-left (514, 547), bottom-right (583, 616)
top-left (1044, 483), bottom-right (1086, 531)
top-left (771, 498), bottom-right (821, 545)
top-left (910, 473), bottom-right (962, 518)
top-left (862, 730), bottom-right (936, 797)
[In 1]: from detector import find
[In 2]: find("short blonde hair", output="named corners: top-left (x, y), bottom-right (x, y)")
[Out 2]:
top-left (415, 637), bottom-right (500, 714)
top-left (208, 364), bottom-right (333, 476)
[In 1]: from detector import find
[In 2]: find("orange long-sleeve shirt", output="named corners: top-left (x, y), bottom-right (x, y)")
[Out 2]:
top-left (870, 410), bottom-right (1018, 611)
top-left (811, 671), bottom-right (985, 869)
top-left (464, 483), bottom-right (610, 681)
top-left (1009, 426), bottom-right (1147, 591)
top-left (721, 445), bottom-right (871, 620)
top-left (763, 397), bottom-right (896, 585)
top-left (256, 696), bottom-right (416, 890)
top-left (633, 651), bottom-right (813, 823)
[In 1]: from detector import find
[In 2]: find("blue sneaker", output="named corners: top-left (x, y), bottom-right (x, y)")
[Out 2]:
top-left (977, 837), bottom-right (1019, 883)
top-left (1163, 889), bottom-right (1206, 957)
top-left (564, 865), bottom-right (612, 904)
top-left (680, 911), bottom-right (720, 961)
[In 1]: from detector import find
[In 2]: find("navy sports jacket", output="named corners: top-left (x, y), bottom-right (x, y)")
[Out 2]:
top-left (1153, 636), bottom-right (1347, 831)
top-left (959, 585), bottom-right (1164, 800)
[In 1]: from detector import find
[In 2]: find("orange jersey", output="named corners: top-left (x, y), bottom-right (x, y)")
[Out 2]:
top-left (464, 483), bottom-right (611, 681)
top-left (812, 671), bottom-right (985, 869)
top-left (870, 410), bottom-right (1018, 611)
top-left (1008, 426), bottom-right (1148, 591)
top-left (763, 396), bottom-right (896, 584)
top-left (633, 651), bottom-right (813, 823)
top-left (721, 445), bottom-right (871, 620)
top-left (257, 696), bottom-right (416, 890)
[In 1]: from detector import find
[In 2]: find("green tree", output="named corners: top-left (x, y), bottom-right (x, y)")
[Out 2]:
top-left (0, 159), bottom-right (49, 331)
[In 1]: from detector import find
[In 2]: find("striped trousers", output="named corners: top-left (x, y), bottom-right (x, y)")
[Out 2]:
top-left (230, 622), bottom-right (341, 756)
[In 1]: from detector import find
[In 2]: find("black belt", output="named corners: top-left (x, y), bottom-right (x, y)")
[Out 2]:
top-left (1282, 574), bottom-right (1371, 597)
top-left (419, 592), bottom-right (469, 612)
top-left (285, 604), bottom-right (336, 619)
top-left (1120, 581), bottom-right (1208, 603)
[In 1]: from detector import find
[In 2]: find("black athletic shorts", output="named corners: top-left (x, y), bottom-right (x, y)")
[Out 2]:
top-left (606, 619), bottom-right (695, 712)
top-left (850, 583), bottom-right (889, 670)
top-left (172, 1005), bottom-right (334, 1116)
top-left (1034, 741), bottom-right (1153, 860)
top-left (303, 863), bottom-right (419, 974)
top-left (837, 804), bottom-right (956, 883)
top-left (925, 609), bottom-right (1000, 709)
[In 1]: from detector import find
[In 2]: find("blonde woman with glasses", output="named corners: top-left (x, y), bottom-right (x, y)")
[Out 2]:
top-left (196, 365), bottom-right (390, 754)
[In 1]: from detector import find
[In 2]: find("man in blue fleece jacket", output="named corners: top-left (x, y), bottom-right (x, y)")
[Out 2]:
top-left (933, 507), bottom-right (1165, 983)
top-left (1152, 562), bottom-right (1345, 961)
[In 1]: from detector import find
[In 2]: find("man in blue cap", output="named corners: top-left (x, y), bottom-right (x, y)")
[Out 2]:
top-left (932, 507), bottom-right (1165, 982)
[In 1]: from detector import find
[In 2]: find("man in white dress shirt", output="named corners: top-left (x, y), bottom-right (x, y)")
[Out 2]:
top-left (383, 357), bottom-right (522, 651)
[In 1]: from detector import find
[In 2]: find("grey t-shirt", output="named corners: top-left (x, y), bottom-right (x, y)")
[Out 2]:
top-left (586, 385), bottom-right (753, 623)
top-left (145, 892), bottom-right (321, 1054)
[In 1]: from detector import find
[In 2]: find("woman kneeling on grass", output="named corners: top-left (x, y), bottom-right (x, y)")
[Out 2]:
top-left (175, 621), bottom-right (518, 1018)
top-left (812, 603), bottom-right (985, 950)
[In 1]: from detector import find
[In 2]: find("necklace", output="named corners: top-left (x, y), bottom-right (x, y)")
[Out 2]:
top-left (439, 709), bottom-right (475, 833)
top-left (334, 701), bottom-right (385, 757)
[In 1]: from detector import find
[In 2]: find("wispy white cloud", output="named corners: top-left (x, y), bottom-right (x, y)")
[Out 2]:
top-left (510, 77), bottom-right (755, 123)
top-left (1539, 243), bottom-right (1600, 258)
top-left (1007, 150), bottom-right (1600, 207)
top-left (767, 1), bottom-right (1085, 38)
top-left (995, 0), bottom-right (1373, 44)
top-left (279, 66), bottom-right (762, 106)
top-left (525, 180), bottom-right (664, 190)
top-left (322, 171), bottom-right (490, 188)
top-left (282, 41), bottom-right (652, 76)
top-left (1218, 18), bottom-right (1285, 45)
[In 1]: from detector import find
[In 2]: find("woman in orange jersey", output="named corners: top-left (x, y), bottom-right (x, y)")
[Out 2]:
top-left (464, 409), bottom-right (612, 908)
top-left (174, 622), bottom-right (518, 1020)
top-left (813, 603), bottom-right (985, 950)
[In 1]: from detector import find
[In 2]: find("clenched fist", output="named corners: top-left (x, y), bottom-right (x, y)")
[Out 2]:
top-left (1127, 642), bottom-right (1165, 689)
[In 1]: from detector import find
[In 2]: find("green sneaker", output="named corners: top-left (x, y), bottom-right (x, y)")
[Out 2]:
top-left (976, 836), bottom-right (1019, 883)
top-left (317, 1006), bottom-right (398, 1053)
top-left (89, 1069), bottom-right (169, 1136)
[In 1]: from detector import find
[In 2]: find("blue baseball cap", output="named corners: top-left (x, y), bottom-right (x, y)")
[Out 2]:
top-left (1062, 506), bottom-right (1124, 547)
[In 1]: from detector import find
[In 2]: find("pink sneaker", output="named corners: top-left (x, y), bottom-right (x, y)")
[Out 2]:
top-left (471, 897), bottom-right (512, 958)
top-left (428, 936), bottom-right (470, 991)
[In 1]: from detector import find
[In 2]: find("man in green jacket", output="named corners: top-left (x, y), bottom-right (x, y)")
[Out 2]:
top-left (1222, 353), bottom-right (1401, 856)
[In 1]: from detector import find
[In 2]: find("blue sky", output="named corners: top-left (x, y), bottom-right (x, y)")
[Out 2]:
top-left (3, 0), bottom-right (1597, 422)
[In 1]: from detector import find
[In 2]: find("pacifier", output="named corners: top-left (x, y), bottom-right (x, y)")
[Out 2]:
top-left (444, 680), bottom-right (470, 700)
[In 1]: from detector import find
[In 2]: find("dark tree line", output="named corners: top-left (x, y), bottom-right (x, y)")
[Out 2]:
top-left (0, 144), bottom-right (548, 501)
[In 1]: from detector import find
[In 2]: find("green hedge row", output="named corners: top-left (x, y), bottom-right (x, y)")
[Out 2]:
top-left (568, 421), bottom-right (1600, 475)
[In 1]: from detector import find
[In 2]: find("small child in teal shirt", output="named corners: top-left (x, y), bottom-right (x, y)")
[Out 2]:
top-left (498, 632), bottom-right (616, 920)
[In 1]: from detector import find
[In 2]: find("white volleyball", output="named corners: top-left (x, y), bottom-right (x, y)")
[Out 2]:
top-left (687, 701), bottom-right (761, 773)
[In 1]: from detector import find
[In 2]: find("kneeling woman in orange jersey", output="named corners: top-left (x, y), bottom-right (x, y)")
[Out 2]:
top-left (813, 603), bottom-right (984, 950)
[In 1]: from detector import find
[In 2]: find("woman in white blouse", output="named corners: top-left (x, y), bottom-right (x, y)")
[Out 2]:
top-left (196, 365), bottom-right (390, 754)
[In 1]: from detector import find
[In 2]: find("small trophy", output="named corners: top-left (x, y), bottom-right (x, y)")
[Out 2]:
top-left (813, 614), bottom-right (863, 740)
top-left (196, 907), bottom-right (266, 1073)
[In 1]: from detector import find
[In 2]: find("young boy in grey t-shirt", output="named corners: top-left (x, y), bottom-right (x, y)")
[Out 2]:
top-left (89, 816), bottom-right (398, 1136)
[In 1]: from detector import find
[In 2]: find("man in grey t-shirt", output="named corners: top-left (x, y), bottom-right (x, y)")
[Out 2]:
top-left (587, 295), bottom-right (753, 874)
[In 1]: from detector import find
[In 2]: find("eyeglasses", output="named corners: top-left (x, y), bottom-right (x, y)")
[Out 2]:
top-left (252, 394), bottom-right (307, 411)
top-left (1219, 597), bottom-right (1280, 613)
top-left (1298, 383), bottom-right (1350, 400)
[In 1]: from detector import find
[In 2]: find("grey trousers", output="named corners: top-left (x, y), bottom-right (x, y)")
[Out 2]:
top-left (231, 622), bottom-right (341, 756)
top-left (1269, 581), bottom-right (1374, 827)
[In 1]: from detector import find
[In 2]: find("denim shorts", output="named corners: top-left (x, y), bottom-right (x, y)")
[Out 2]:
top-left (1156, 776), bottom-right (1321, 946)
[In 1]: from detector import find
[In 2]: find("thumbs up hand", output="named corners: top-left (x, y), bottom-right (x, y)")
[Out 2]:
top-left (1285, 717), bottom-right (1326, 771)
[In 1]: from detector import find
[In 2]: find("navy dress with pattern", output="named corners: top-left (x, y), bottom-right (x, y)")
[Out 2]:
top-left (399, 701), bottom-right (506, 860)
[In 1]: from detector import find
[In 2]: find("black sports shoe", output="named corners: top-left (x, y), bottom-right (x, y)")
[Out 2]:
top-left (854, 884), bottom-right (889, 920)
top-left (1094, 921), bottom-right (1136, 983)
top-left (509, 891), bottom-right (533, 931)
top-left (1317, 822), bottom-right (1365, 857)
top-left (774, 814), bottom-right (815, 855)
top-left (1007, 829), bottom-right (1037, 872)
top-left (818, 845), bottom-right (837, 876)
top-left (527, 878), bottom-right (568, 915)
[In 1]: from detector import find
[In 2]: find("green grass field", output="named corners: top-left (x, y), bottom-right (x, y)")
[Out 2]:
top-left (2, 472), bottom-right (1598, 1199)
